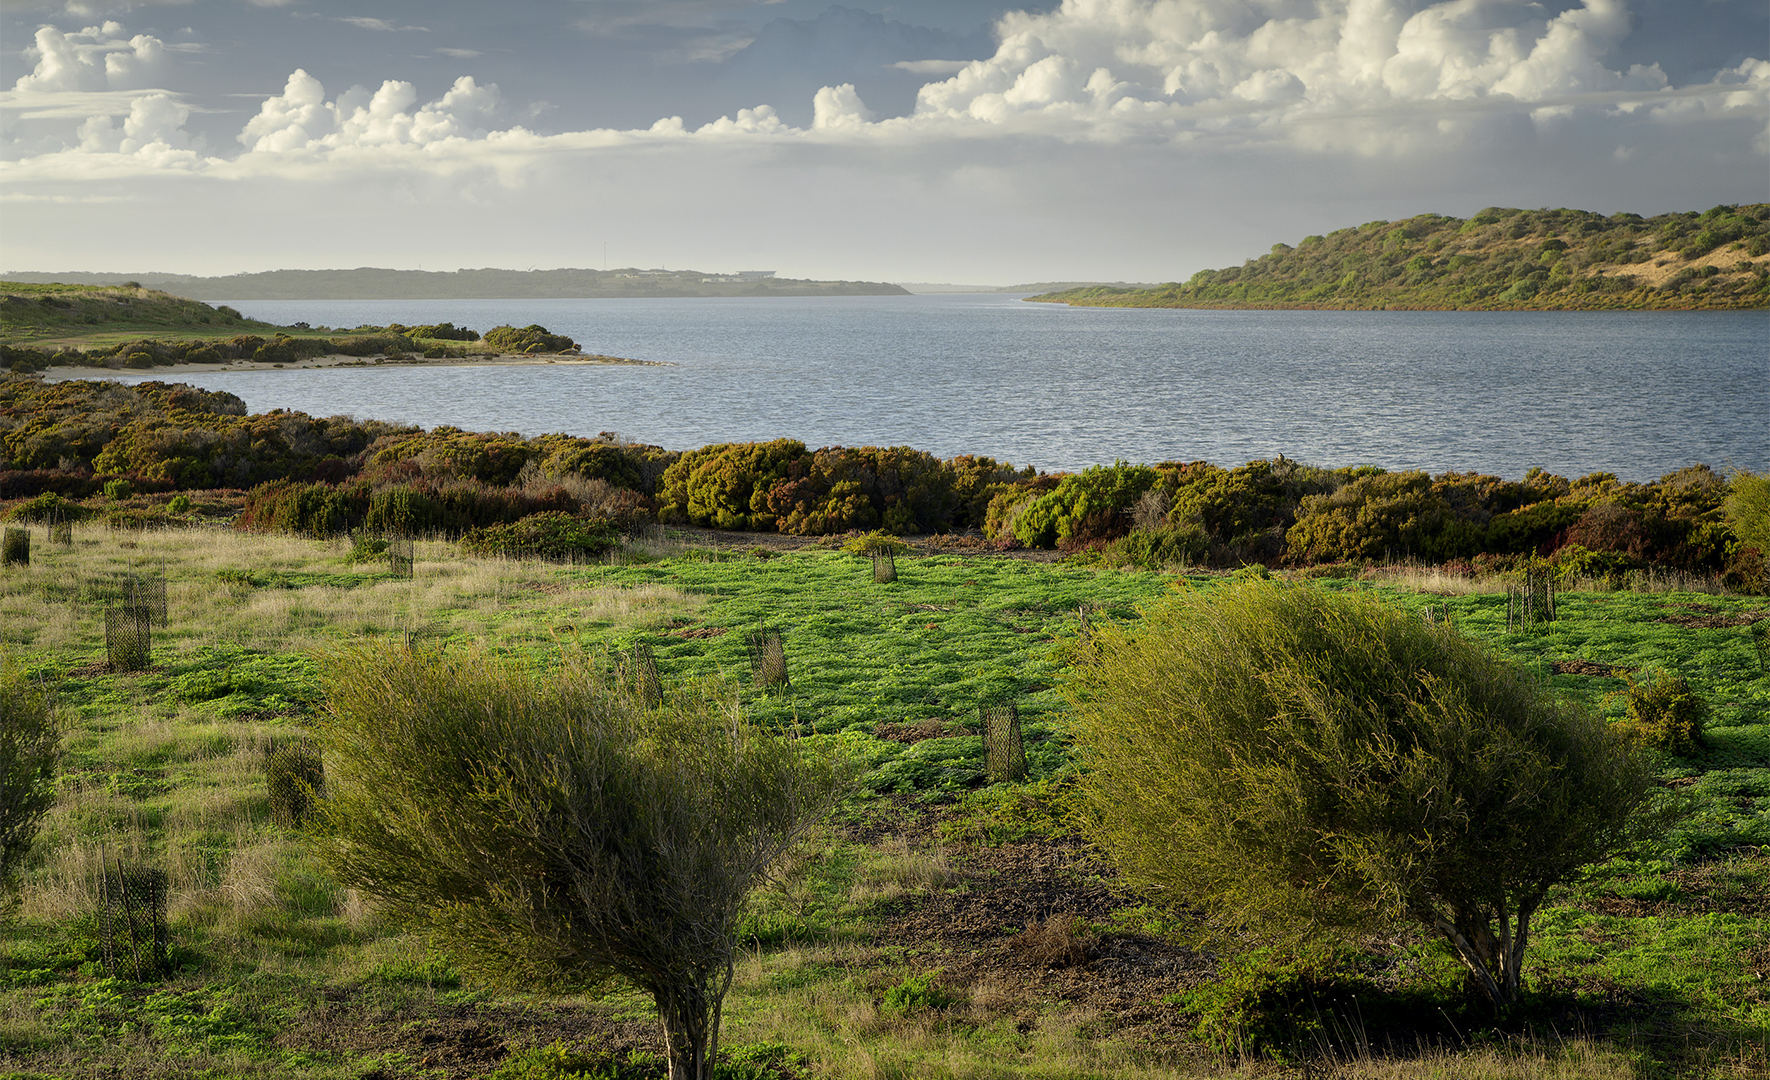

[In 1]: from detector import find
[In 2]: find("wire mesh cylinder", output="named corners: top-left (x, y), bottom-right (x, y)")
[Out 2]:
top-left (388, 537), bottom-right (415, 579)
top-left (49, 520), bottom-right (73, 546)
top-left (1, 527), bottom-right (28, 567)
top-left (99, 860), bottom-right (170, 980)
top-left (747, 626), bottom-right (789, 690)
top-left (105, 604), bottom-right (153, 671)
top-left (872, 552), bottom-right (897, 583)
top-left (982, 702), bottom-right (1027, 783)
top-left (621, 642), bottom-right (663, 708)
top-left (124, 569), bottom-right (168, 628)
top-left (264, 738), bottom-right (325, 829)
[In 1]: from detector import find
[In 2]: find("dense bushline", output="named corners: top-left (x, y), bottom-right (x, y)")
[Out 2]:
top-left (3, 375), bottom-right (1763, 589)
top-left (1035, 205), bottom-right (1770, 311)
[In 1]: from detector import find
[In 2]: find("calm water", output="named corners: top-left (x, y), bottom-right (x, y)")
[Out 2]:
top-left (64, 295), bottom-right (1769, 480)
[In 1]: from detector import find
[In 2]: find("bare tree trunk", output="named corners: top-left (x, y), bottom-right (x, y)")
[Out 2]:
top-left (655, 982), bottom-right (713, 1080)
top-left (651, 961), bottom-right (731, 1080)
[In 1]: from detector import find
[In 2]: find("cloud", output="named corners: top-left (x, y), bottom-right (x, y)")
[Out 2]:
top-left (236, 70), bottom-right (503, 152)
top-left (74, 91), bottom-right (198, 164)
top-left (812, 83), bottom-right (873, 130)
top-left (891, 60), bottom-right (975, 77)
top-left (437, 47), bottom-right (483, 59)
top-left (337, 17), bottom-right (431, 33)
top-left (889, 0), bottom-right (1740, 151)
top-left (12, 22), bottom-right (167, 93)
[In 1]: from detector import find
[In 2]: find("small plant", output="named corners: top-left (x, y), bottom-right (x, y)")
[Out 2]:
top-left (264, 738), bottom-right (325, 829)
top-left (880, 971), bottom-right (955, 1015)
top-left (165, 494), bottom-right (191, 515)
top-left (1178, 946), bottom-right (1368, 1061)
top-left (1, 528), bottom-right (27, 568)
top-left (1623, 669), bottom-right (1709, 755)
top-left (842, 530), bottom-right (909, 557)
top-left (981, 702), bottom-right (1026, 783)
top-left (748, 625), bottom-right (790, 691)
top-left (103, 478), bottom-right (134, 501)
top-left (99, 859), bottom-right (171, 980)
top-left (105, 605), bottom-right (152, 671)
top-left (346, 535), bottom-right (390, 563)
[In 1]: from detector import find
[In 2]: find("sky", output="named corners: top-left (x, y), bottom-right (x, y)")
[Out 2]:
top-left (0, 0), bottom-right (1765, 284)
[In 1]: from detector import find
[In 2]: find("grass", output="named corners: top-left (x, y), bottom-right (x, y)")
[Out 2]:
top-left (0, 520), bottom-right (1766, 1078)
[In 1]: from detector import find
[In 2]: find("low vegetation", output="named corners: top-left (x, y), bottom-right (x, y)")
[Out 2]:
top-left (1034, 205), bottom-right (1770, 311)
top-left (7, 379), bottom-right (1764, 597)
top-left (0, 516), bottom-right (1765, 1077)
top-left (0, 284), bottom-right (582, 369)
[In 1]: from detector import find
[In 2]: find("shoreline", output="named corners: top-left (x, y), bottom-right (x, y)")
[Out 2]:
top-left (37, 351), bottom-right (669, 380)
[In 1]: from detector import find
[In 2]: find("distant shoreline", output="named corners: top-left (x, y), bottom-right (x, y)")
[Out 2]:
top-left (40, 351), bottom-right (667, 380)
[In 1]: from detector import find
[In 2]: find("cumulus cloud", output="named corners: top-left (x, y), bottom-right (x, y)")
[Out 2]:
top-left (237, 70), bottom-right (503, 152)
top-left (12, 22), bottom-right (167, 93)
top-left (812, 83), bottom-right (873, 130)
top-left (906, 0), bottom-right (1711, 148)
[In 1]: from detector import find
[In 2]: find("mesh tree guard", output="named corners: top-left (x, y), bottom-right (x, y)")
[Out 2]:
top-left (1752, 622), bottom-right (1769, 676)
top-left (982, 702), bottom-right (1027, 783)
top-left (264, 738), bottom-right (325, 829)
top-left (620, 642), bottom-right (663, 708)
top-left (99, 860), bottom-right (170, 980)
top-left (1507, 570), bottom-right (1557, 631)
top-left (124, 567), bottom-right (168, 628)
top-left (1076, 603), bottom-right (1095, 644)
top-left (747, 626), bottom-right (789, 691)
top-left (872, 552), bottom-right (897, 584)
top-left (105, 605), bottom-right (152, 671)
top-left (1, 528), bottom-right (27, 567)
top-left (49, 519), bottom-right (73, 547)
top-left (388, 537), bottom-right (415, 579)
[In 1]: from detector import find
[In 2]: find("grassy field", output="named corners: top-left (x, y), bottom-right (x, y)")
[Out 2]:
top-left (1, 522), bottom-right (1766, 1079)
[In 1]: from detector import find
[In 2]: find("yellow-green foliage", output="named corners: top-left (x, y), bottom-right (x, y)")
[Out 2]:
top-left (482, 323), bottom-right (577, 353)
top-left (1035, 204), bottom-right (1770, 311)
top-left (0, 657), bottom-right (59, 911)
top-left (1726, 470), bottom-right (1770, 553)
top-left (1623, 669), bottom-right (1710, 756)
top-left (316, 644), bottom-right (846, 1077)
top-left (1065, 580), bottom-right (1654, 1006)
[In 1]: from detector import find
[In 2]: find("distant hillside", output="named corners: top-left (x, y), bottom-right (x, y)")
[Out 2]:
top-left (0, 282), bottom-right (271, 345)
top-left (1033, 206), bottom-right (1770, 311)
top-left (0, 267), bottom-right (909, 301)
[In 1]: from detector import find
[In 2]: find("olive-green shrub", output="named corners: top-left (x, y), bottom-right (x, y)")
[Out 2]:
top-left (0, 659), bottom-right (58, 914)
top-left (1623, 669), bottom-right (1709, 756)
top-left (1065, 580), bottom-right (1655, 1008)
top-left (316, 645), bottom-right (845, 1080)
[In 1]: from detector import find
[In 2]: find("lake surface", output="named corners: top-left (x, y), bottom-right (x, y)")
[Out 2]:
top-left (67, 295), bottom-right (1769, 480)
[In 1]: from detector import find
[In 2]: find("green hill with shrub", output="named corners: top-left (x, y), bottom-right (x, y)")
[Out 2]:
top-left (0, 284), bottom-right (591, 371)
top-left (1035, 205), bottom-right (1770, 311)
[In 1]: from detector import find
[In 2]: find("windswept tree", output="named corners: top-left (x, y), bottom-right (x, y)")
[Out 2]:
top-left (316, 644), bottom-right (846, 1080)
top-left (1, 658), bottom-right (59, 916)
top-left (1065, 580), bottom-right (1657, 1008)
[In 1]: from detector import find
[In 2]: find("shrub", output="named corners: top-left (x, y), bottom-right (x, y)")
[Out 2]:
top-left (1623, 670), bottom-right (1708, 756)
top-left (1065, 580), bottom-right (1656, 1008)
top-left (103, 478), bottom-right (133, 501)
top-left (0, 659), bottom-right (59, 915)
top-left (1099, 521), bottom-right (1209, 569)
top-left (658, 440), bottom-right (808, 531)
top-left (841, 530), bottom-right (909, 556)
top-left (1012, 463), bottom-right (1155, 548)
top-left (5, 492), bottom-right (88, 524)
top-left (1726, 469), bottom-right (1770, 554)
top-left (316, 646), bottom-right (846, 1080)
top-left (165, 493), bottom-right (191, 515)
top-left (483, 324), bottom-right (578, 353)
top-left (459, 512), bottom-right (619, 561)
